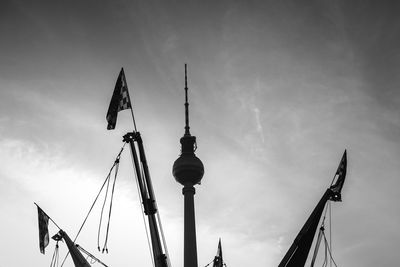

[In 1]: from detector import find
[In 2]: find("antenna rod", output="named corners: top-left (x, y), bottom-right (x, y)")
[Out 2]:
top-left (184, 64), bottom-right (190, 136)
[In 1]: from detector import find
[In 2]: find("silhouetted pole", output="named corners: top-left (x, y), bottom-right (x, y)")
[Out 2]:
top-left (183, 185), bottom-right (197, 267)
top-left (173, 64), bottom-right (204, 267)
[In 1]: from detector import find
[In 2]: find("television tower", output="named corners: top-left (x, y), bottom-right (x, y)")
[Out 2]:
top-left (172, 64), bottom-right (204, 267)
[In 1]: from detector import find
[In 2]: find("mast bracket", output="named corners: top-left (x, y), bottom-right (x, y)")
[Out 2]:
top-left (123, 131), bottom-right (140, 143)
top-left (143, 198), bottom-right (157, 215)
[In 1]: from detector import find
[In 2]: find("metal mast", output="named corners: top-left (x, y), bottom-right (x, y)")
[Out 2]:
top-left (124, 131), bottom-right (170, 267)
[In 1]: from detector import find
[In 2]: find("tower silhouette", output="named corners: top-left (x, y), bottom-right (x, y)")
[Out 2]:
top-left (172, 64), bottom-right (204, 267)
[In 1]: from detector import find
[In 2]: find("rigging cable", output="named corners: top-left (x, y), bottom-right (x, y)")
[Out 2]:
top-left (310, 200), bottom-right (330, 267)
top-left (148, 159), bottom-right (171, 267)
top-left (97, 168), bottom-right (112, 251)
top-left (102, 158), bottom-right (119, 253)
top-left (97, 154), bottom-right (120, 253)
top-left (50, 242), bottom-right (60, 267)
top-left (156, 210), bottom-right (171, 267)
top-left (310, 225), bottom-right (324, 267)
top-left (322, 230), bottom-right (338, 267)
top-left (76, 143), bottom-right (126, 242)
top-left (203, 259), bottom-right (214, 267)
top-left (329, 201), bottom-right (332, 267)
top-left (314, 201), bottom-right (338, 267)
top-left (137, 143), bottom-right (171, 267)
top-left (322, 233), bottom-right (328, 267)
top-left (60, 144), bottom-right (126, 267)
top-left (76, 244), bottom-right (109, 267)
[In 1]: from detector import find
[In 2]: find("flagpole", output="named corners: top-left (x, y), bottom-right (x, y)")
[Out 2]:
top-left (34, 202), bottom-right (62, 230)
top-left (130, 107), bottom-right (138, 132)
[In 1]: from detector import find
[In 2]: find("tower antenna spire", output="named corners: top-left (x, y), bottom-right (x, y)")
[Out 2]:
top-left (173, 63), bottom-right (204, 267)
top-left (184, 64), bottom-right (190, 136)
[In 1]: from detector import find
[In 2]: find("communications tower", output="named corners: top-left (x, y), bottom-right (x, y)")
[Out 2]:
top-left (172, 64), bottom-right (204, 267)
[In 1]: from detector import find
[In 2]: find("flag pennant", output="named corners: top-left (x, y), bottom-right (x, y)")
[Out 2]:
top-left (330, 150), bottom-right (347, 201)
top-left (37, 206), bottom-right (50, 254)
top-left (213, 238), bottom-right (223, 267)
top-left (106, 68), bottom-right (132, 130)
top-left (336, 150), bottom-right (347, 179)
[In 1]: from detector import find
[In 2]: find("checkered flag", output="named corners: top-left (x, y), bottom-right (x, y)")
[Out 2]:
top-left (106, 68), bottom-right (132, 130)
top-left (330, 150), bottom-right (347, 201)
top-left (37, 206), bottom-right (49, 254)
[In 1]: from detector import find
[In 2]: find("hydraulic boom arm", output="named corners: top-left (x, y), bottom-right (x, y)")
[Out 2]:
top-left (124, 132), bottom-right (170, 267)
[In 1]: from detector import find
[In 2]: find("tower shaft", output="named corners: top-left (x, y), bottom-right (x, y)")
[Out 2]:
top-left (183, 186), bottom-right (198, 267)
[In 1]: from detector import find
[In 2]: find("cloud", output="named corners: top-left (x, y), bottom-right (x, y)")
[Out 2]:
top-left (253, 107), bottom-right (265, 143)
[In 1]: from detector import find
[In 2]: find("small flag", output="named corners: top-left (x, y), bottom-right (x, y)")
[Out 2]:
top-left (37, 206), bottom-right (49, 254)
top-left (106, 68), bottom-right (132, 130)
top-left (336, 150), bottom-right (347, 179)
top-left (330, 150), bottom-right (347, 201)
top-left (213, 238), bottom-right (223, 267)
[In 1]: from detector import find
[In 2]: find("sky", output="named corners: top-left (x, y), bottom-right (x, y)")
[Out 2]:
top-left (0, 0), bottom-right (400, 266)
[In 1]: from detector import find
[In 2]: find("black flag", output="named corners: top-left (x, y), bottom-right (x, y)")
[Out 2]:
top-left (37, 206), bottom-right (49, 254)
top-left (106, 68), bottom-right (132, 130)
top-left (213, 239), bottom-right (223, 267)
top-left (330, 150), bottom-right (347, 201)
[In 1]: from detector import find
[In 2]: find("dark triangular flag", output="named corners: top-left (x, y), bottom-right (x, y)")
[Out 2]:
top-left (213, 238), bottom-right (223, 267)
top-left (37, 206), bottom-right (49, 254)
top-left (106, 68), bottom-right (132, 130)
top-left (330, 150), bottom-right (347, 201)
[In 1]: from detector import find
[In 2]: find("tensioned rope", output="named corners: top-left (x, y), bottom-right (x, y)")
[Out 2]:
top-left (98, 166), bottom-right (112, 251)
top-left (97, 154), bottom-right (120, 253)
top-left (156, 209), bottom-right (171, 266)
top-left (311, 199), bottom-right (338, 267)
top-left (60, 143), bottom-right (126, 267)
top-left (141, 155), bottom-right (171, 267)
top-left (76, 244), bottom-right (109, 267)
top-left (102, 158), bottom-right (119, 253)
top-left (78, 143), bottom-right (126, 242)
top-left (317, 217), bottom-right (338, 267)
top-left (203, 253), bottom-right (227, 267)
top-left (50, 241), bottom-right (60, 267)
top-left (203, 259), bottom-right (214, 267)
top-left (329, 201), bottom-right (333, 267)
top-left (204, 259), bottom-right (227, 267)
top-left (322, 230), bottom-right (338, 267)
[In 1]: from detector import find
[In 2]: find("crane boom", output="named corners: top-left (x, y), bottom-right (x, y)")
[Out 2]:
top-left (124, 131), bottom-right (170, 267)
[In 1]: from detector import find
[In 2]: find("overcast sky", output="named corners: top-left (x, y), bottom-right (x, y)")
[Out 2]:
top-left (1, 0), bottom-right (399, 266)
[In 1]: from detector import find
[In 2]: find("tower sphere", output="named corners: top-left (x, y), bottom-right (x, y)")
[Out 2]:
top-left (173, 135), bottom-right (204, 186)
top-left (173, 63), bottom-right (204, 186)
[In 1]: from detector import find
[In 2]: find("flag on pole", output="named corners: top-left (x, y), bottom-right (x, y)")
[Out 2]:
top-left (336, 150), bottom-right (347, 179)
top-left (106, 68), bottom-right (132, 130)
top-left (330, 150), bottom-right (347, 201)
top-left (37, 206), bottom-right (50, 254)
top-left (213, 238), bottom-right (223, 267)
